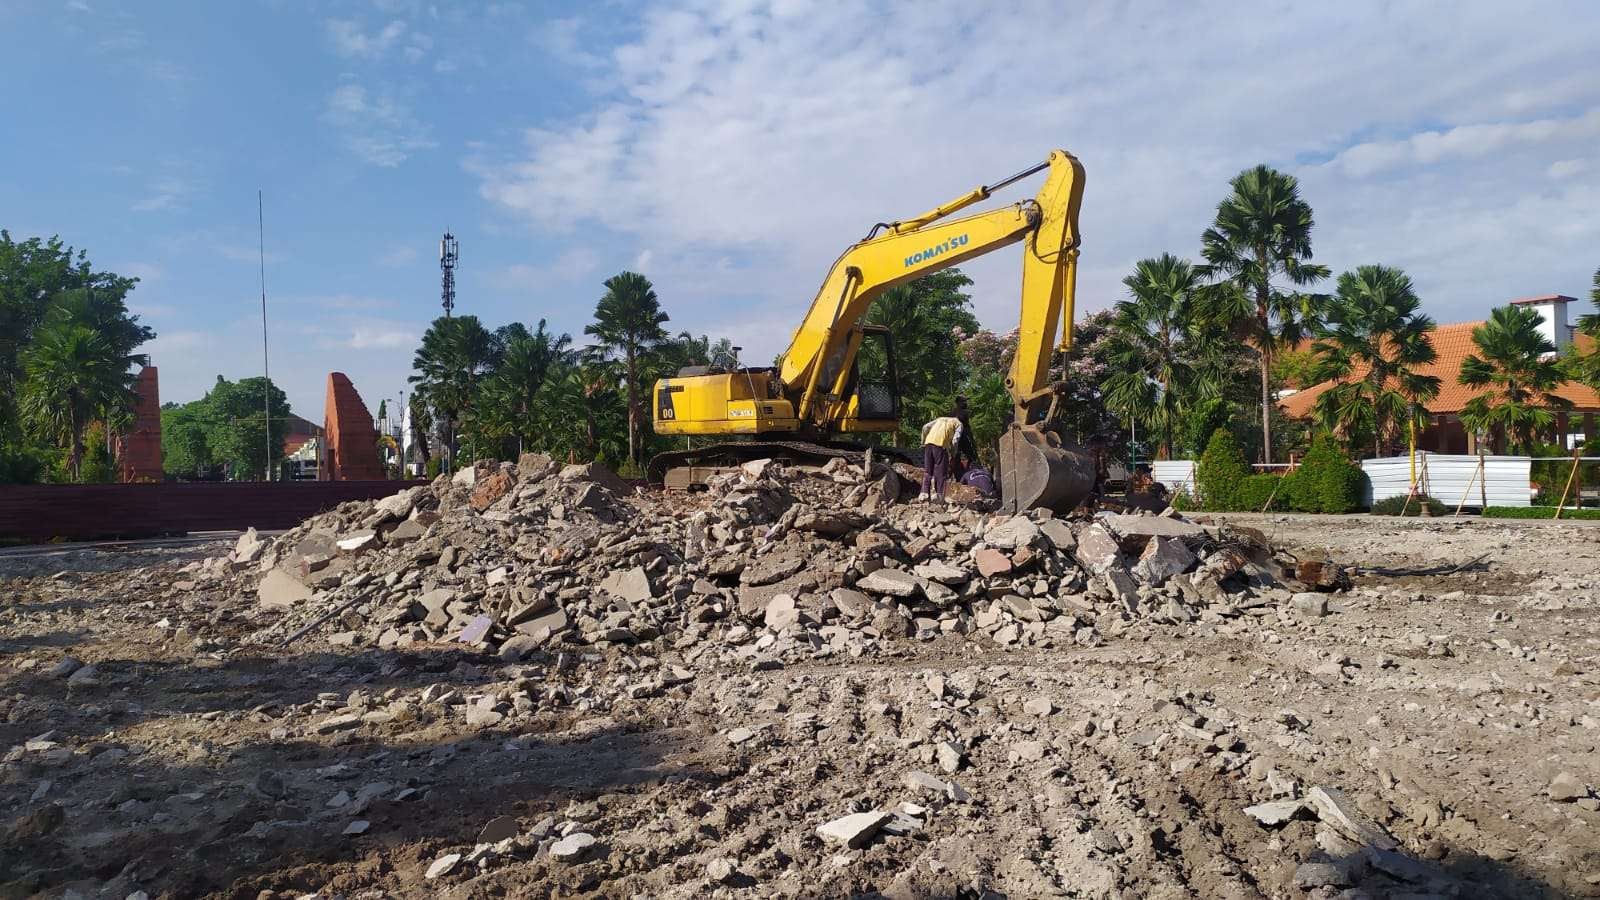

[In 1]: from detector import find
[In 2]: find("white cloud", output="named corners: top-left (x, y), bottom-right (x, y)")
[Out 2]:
top-left (472, 0), bottom-right (1600, 358)
top-left (1327, 108), bottom-right (1600, 177)
top-left (146, 329), bottom-right (208, 353)
top-left (378, 245), bottom-right (419, 267)
top-left (131, 174), bottom-right (197, 212)
top-left (66, 0), bottom-right (91, 12)
top-left (1548, 159), bottom-right (1588, 180)
top-left (326, 18), bottom-right (407, 59)
top-left (323, 83), bottom-right (435, 166)
top-left (120, 262), bottom-right (163, 283)
top-left (483, 246), bottom-right (601, 292)
top-left (532, 16), bottom-right (604, 68)
top-left (340, 322), bottom-right (421, 350)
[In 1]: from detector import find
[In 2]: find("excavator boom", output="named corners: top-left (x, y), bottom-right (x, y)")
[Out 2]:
top-left (653, 150), bottom-right (1097, 512)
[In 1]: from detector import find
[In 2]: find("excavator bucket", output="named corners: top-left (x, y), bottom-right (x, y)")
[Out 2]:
top-left (997, 425), bottom-right (1096, 514)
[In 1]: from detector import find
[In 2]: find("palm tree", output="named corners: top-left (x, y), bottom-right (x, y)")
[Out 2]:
top-left (1198, 165), bottom-right (1331, 464)
top-left (18, 320), bottom-right (133, 480)
top-left (1309, 265), bottom-right (1441, 456)
top-left (1569, 266), bottom-right (1600, 389)
top-left (670, 331), bottom-right (736, 369)
top-left (480, 320), bottom-right (573, 454)
top-left (584, 271), bottom-right (669, 465)
top-left (1459, 304), bottom-right (1571, 453)
top-left (535, 360), bottom-right (628, 464)
top-left (1103, 254), bottom-right (1207, 460)
top-left (408, 315), bottom-right (493, 467)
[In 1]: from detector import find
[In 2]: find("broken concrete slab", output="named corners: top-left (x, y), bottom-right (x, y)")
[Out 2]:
top-left (1133, 535), bottom-right (1196, 586)
top-left (1244, 799), bottom-right (1306, 826)
top-left (1103, 513), bottom-right (1205, 540)
top-left (815, 810), bottom-right (890, 849)
top-left (856, 568), bottom-right (921, 598)
top-left (984, 516), bottom-right (1040, 550)
top-left (1074, 523), bottom-right (1123, 574)
top-left (1306, 785), bottom-right (1397, 850)
top-left (258, 568), bottom-right (314, 609)
top-left (600, 566), bottom-right (654, 604)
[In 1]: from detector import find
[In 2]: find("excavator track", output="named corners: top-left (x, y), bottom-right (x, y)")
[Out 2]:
top-left (646, 440), bottom-right (913, 484)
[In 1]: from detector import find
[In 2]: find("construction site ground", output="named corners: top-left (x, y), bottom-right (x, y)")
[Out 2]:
top-left (3, 508), bottom-right (1598, 899)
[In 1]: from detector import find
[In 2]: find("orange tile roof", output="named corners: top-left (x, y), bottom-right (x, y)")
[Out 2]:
top-left (1279, 321), bottom-right (1600, 418)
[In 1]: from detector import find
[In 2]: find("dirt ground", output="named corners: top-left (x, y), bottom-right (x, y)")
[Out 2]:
top-left (2, 512), bottom-right (1598, 898)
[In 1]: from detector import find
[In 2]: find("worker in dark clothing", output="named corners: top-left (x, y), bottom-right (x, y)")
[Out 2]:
top-left (951, 395), bottom-right (980, 470)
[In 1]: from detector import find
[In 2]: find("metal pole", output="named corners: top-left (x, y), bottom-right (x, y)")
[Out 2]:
top-left (258, 189), bottom-right (272, 482)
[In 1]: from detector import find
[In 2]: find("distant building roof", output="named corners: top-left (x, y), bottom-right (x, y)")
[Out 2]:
top-left (1508, 294), bottom-right (1578, 306)
top-left (1280, 321), bottom-right (1600, 418)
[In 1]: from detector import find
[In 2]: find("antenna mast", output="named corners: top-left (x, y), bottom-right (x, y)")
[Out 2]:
top-left (440, 231), bottom-right (458, 317)
top-left (259, 189), bottom-right (272, 481)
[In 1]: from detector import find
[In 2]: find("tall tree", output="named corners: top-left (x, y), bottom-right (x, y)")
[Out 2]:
top-left (1102, 254), bottom-right (1207, 459)
top-left (1308, 265), bottom-right (1441, 456)
top-left (17, 321), bottom-right (132, 480)
top-left (1569, 266), bottom-right (1600, 390)
top-left (1198, 165), bottom-right (1330, 464)
top-left (1459, 304), bottom-right (1571, 453)
top-left (199, 376), bottom-right (291, 480)
top-left (865, 268), bottom-right (981, 444)
top-left (584, 271), bottom-right (669, 466)
top-left (479, 320), bottom-right (573, 454)
top-left (0, 232), bottom-right (151, 478)
top-left (409, 315), bottom-right (494, 466)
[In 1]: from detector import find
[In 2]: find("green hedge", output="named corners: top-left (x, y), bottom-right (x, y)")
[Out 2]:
top-left (1482, 506), bottom-right (1600, 520)
top-left (1195, 428), bottom-right (1250, 510)
top-left (1283, 436), bottom-right (1366, 514)
top-left (1234, 473), bottom-right (1286, 511)
top-left (1192, 430), bottom-right (1367, 513)
top-left (1371, 493), bottom-right (1446, 516)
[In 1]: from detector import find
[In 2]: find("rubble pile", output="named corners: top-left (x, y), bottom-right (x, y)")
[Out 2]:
top-left (215, 453), bottom-right (1347, 665)
top-left (8, 464), bottom-right (1600, 898)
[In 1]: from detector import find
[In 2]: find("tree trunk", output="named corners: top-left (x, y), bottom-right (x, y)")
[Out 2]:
top-left (1255, 249), bottom-right (1274, 466)
top-left (625, 346), bottom-right (638, 465)
top-left (1258, 352), bottom-right (1273, 467)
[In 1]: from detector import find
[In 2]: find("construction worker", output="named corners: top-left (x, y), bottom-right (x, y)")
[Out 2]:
top-left (919, 408), bottom-right (965, 502)
top-left (951, 395), bottom-right (979, 470)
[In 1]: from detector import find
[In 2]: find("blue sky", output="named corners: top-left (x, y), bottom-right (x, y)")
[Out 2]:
top-left (3, 0), bottom-right (1598, 419)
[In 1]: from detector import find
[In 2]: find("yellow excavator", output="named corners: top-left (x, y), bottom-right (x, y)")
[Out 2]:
top-left (649, 149), bottom-right (1097, 513)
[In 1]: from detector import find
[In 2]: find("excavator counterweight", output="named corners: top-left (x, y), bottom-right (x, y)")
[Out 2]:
top-left (650, 150), bottom-right (1098, 513)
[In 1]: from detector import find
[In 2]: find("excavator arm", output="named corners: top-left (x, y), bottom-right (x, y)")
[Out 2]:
top-left (777, 150), bottom-right (1087, 431)
top-left (652, 149), bottom-right (1096, 512)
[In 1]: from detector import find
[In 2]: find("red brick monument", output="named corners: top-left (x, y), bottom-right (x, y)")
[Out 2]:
top-left (117, 365), bottom-right (163, 482)
top-left (322, 372), bottom-right (385, 481)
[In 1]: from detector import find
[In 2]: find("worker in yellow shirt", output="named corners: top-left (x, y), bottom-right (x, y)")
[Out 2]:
top-left (919, 409), bottom-right (965, 503)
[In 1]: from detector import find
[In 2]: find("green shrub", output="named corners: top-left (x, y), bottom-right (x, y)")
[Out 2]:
top-left (1195, 428), bottom-right (1250, 510)
top-left (0, 444), bottom-right (50, 485)
top-left (1530, 438), bottom-right (1600, 505)
top-left (1370, 493), bottom-right (1446, 516)
top-left (1482, 506), bottom-right (1600, 520)
top-left (1234, 473), bottom-right (1286, 511)
top-left (425, 457), bottom-right (442, 480)
top-left (1284, 436), bottom-right (1366, 513)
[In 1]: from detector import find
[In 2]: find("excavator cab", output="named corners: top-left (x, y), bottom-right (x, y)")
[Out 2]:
top-left (834, 324), bottom-right (900, 433)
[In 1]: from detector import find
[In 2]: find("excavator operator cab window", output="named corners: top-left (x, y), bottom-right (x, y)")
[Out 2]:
top-left (850, 327), bottom-right (899, 420)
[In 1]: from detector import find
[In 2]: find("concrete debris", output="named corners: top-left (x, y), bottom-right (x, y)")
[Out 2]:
top-left (1243, 799), bottom-right (1306, 826)
top-left (816, 810), bottom-right (891, 849)
top-left (426, 852), bottom-right (462, 879)
top-left (37, 453), bottom-right (1582, 899)
top-left (549, 831), bottom-right (598, 862)
top-left (1548, 772), bottom-right (1590, 802)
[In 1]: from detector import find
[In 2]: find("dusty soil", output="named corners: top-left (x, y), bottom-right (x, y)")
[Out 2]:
top-left (3, 513), bottom-right (1598, 898)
